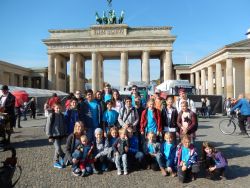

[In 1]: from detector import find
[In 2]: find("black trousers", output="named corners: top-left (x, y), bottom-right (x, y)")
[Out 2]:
top-left (238, 114), bottom-right (249, 133)
top-left (205, 157), bottom-right (225, 179)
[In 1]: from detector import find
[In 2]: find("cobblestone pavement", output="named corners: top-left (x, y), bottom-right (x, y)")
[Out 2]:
top-left (1, 115), bottom-right (250, 188)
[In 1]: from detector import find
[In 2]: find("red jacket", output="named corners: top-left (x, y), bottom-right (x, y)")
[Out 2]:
top-left (140, 108), bottom-right (162, 133)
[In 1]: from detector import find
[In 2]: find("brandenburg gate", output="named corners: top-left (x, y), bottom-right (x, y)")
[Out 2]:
top-left (43, 24), bottom-right (176, 92)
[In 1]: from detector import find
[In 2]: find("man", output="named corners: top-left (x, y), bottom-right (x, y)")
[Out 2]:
top-left (0, 85), bottom-right (16, 143)
top-left (118, 96), bottom-right (139, 132)
top-left (79, 89), bottom-right (101, 141)
top-left (230, 94), bottom-right (250, 136)
top-left (175, 90), bottom-right (196, 113)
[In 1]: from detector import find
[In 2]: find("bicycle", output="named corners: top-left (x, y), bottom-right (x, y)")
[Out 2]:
top-left (219, 114), bottom-right (250, 135)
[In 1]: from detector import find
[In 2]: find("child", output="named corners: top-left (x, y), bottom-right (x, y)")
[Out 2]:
top-left (161, 132), bottom-right (176, 177)
top-left (177, 101), bottom-right (198, 143)
top-left (113, 128), bottom-right (129, 175)
top-left (202, 142), bottom-right (228, 180)
top-left (106, 127), bottom-right (118, 168)
top-left (175, 135), bottom-right (199, 183)
top-left (161, 97), bottom-right (178, 143)
top-left (71, 135), bottom-right (99, 177)
top-left (140, 99), bottom-right (162, 141)
top-left (144, 132), bottom-right (166, 176)
top-left (127, 127), bottom-right (145, 170)
top-left (93, 128), bottom-right (109, 172)
top-left (102, 100), bottom-right (119, 137)
top-left (65, 98), bottom-right (79, 134)
top-left (45, 102), bottom-right (67, 169)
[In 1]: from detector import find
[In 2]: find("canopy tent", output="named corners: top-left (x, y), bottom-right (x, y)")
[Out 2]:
top-left (0, 85), bottom-right (68, 98)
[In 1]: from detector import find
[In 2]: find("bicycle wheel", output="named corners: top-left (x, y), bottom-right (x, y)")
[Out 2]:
top-left (219, 119), bottom-right (236, 135)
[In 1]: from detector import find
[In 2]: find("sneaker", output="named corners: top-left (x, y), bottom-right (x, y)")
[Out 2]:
top-left (72, 168), bottom-right (81, 176)
top-left (59, 158), bottom-right (65, 168)
top-left (124, 170), bottom-right (128, 175)
top-left (92, 168), bottom-right (99, 174)
top-left (81, 169), bottom-right (87, 177)
top-left (53, 162), bottom-right (63, 169)
top-left (237, 132), bottom-right (248, 136)
top-left (117, 169), bottom-right (122, 175)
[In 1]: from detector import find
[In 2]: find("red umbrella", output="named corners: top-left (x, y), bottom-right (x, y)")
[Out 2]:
top-left (12, 90), bottom-right (29, 107)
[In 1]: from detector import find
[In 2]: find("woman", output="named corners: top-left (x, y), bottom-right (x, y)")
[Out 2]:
top-left (112, 89), bottom-right (123, 113)
top-left (64, 121), bottom-right (86, 166)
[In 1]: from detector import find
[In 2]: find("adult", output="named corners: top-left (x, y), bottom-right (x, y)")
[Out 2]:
top-left (64, 121), bottom-right (86, 166)
top-left (29, 97), bottom-right (36, 119)
top-left (152, 89), bottom-right (164, 111)
top-left (0, 85), bottom-right (16, 142)
top-left (14, 94), bottom-right (23, 128)
top-left (95, 90), bottom-right (106, 115)
top-left (176, 90), bottom-right (196, 113)
top-left (79, 89), bottom-right (101, 141)
top-left (230, 94), bottom-right (250, 136)
top-left (205, 97), bottom-right (211, 118)
top-left (118, 96), bottom-right (139, 132)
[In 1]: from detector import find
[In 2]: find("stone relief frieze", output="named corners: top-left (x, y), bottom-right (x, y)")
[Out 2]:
top-left (48, 41), bottom-right (171, 50)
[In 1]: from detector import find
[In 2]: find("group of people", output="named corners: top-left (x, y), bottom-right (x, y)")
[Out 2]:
top-left (0, 85), bottom-right (36, 141)
top-left (45, 84), bottom-right (228, 183)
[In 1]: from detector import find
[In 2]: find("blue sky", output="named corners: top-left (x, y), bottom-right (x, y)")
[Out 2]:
top-left (0, 0), bottom-right (250, 86)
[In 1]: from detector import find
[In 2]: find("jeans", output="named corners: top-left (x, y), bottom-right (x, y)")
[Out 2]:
top-left (115, 153), bottom-right (128, 171)
top-left (53, 138), bottom-right (65, 162)
top-left (145, 153), bottom-right (165, 170)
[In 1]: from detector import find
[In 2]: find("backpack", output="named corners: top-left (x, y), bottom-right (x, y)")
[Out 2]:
top-left (121, 106), bottom-right (136, 123)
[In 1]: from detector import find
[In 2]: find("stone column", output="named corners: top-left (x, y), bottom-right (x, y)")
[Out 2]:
top-left (27, 77), bottom-right (32, 88)
top-left (176, 74), bottom-right (180, 80)
top-left (70, 53), bottom-right (77, 93)
top-left (245, 58), bottom-right (250, 98)
top-left (163, 50), bottom-right (173, 81)
top-left (142, 51), bottom-right (150, 84)
top-left (48, 54), bottom-right (55, 90)
top-left (41, 73), bottom-right (45, 89)
top-left (92, 52), bottom-right (98, 92)
top-left (207, 66), bottom-right (213, 95)
top-left (19, 75), bottom-right (23, 87)
top-left (216, 63), bottom-right (222, 95)
top-left (9, 73), bottom-right (15, 86)
top-left (0, 70), bottom-right (3, 85)
top-left (120, 51), bottom-right (128, 89)
top-left (190, 73), bottom-right (194, 85)
top-left (55, 55), bottom-right (62, 91)
top-left (160, 57), bottom-right (164, 82)
top-left (226, 58), bottom-right (233, 97)
top-left (195, 71), bottom-right (200, 95)
top-left (98, 54), bottom-right (104, 89)
top-left (76, 54), bottom-right (85, 92)
top-left (201, 69), bottom-right (206, 94)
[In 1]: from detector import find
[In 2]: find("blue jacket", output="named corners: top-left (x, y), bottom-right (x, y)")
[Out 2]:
top-left (128, 136), bottom-right (139, 153)
top-left (231, 98), bottom-right (250, 116)
top-left (161, 141), bottom-right (176, 168)
top-left (64, 109), bottom-right (79, 134)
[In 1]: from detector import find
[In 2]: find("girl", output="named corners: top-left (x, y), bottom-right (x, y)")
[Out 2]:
top-left (140, 99), bottom-right (162, 140)
top-left (175, 135), bottom-right (199, 183)
top-left (161, 132), bottom-right (176, 177)
top-left (161, 97), bottom-right (178, 143)
top-left (45, 103), bottom-right (67, 169)
top-left (64, 98), bottom-right (79, 134)
top-left (177, 101), bottom-right (198, 143)
top-left (144, 132), bottom-right (166, 176)
top-left (64, 121), bottom-right (86, 167)
top-left (202, 142), bottom-right (228, 180)
top-left (111, 89), bottom-right (123, 113)
top-left (106, 127), bottom-right (119, 168)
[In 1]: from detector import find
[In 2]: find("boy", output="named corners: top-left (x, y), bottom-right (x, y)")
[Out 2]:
top-left (45, 102), bottom-right (67, 169)
top-left (113, 128), bottom-right (129, 175)
top-left (102, 100), bottom-right (119, 137)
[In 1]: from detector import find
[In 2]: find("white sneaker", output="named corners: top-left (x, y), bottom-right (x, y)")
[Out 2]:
top-left (124, 170), bottom-right (128, 175)
top-left (117, 170), bottom-right (122, 175)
